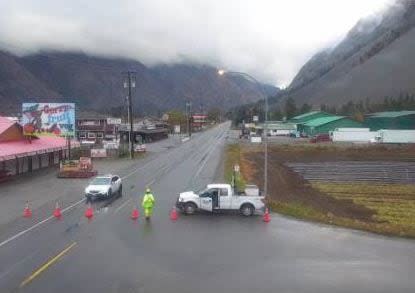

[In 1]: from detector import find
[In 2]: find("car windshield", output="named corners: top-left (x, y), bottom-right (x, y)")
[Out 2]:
top-left (90, 177), bottom-right (111, 185)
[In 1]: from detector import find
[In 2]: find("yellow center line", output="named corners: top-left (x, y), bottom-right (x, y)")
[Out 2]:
top-left (19, 241), bottom-right (77, 288)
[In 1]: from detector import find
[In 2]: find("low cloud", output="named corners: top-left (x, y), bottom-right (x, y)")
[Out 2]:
top-left (0, 0), bottom-right (392, 86)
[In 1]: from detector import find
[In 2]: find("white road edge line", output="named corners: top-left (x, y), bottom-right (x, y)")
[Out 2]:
top-left (114, 198), bottom-right (133, 214)
top-left (0, 126), bottom-right (225, 248)
top-left (0, 140), bottom-right (177, 248)
top-left (0, 198), bottom-right (85, 249)
top-left (122, 159), bottom-right (156, 180)
top-left (193, 132), bottom-right (224, 179)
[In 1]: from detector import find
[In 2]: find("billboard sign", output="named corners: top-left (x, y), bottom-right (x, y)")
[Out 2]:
top-left (22, 103), bottom-right (75, 137)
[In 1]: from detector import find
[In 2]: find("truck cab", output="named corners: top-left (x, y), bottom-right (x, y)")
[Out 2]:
top-left (177, 183), bottom-right (265, 216)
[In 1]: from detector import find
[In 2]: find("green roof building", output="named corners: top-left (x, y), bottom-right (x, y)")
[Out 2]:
top-left (299, 116), bottom-right (363, 136)
top-left (288, 111), bottom-right (333, 124)
top-left (365, 111), bottom-right (415, 130)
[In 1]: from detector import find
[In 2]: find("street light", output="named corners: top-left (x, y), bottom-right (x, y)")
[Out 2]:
top-left (217, 69), bottom-right (269, 199)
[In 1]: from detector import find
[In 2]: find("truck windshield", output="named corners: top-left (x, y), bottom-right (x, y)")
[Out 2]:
top-left (198, 188), bottom-right (208, 194)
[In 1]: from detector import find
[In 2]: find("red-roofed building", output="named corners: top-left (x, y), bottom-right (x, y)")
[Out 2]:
top-left (0, 116), bottom-right (74, 180)
top-left (191, 114), bottom-right (208, 131)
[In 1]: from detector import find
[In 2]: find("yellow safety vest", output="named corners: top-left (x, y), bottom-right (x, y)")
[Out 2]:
top-left (142, 193), bottom-right (155, 208)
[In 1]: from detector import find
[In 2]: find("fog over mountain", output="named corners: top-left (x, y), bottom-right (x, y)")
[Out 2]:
top-left (284, 0), bottom-right (415, 106)
top-left (0, 50), bottom-right (279, 115)
top-left (0, 0), bottom-right (390, 86)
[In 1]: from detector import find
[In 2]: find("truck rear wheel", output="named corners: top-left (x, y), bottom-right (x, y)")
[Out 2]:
top-left (184, 202), bottom-right (197, 215)
top-left (240, 204), bottom-right (254, 216)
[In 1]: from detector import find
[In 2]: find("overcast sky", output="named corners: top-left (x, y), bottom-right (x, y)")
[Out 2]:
top-left (0, 0), bottom-right (392, 86)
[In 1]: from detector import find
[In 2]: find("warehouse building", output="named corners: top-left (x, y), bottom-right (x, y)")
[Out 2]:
top-left (365, 111), bottom-right (415, 130)
top-left (118, 119), bottom-right (168, 143)
top-left (298, 116), bottom-right (363, 136)
top-left (288, 111), bottom-right (333, 124)
top-left (256, 121), bottom-right (297, 136)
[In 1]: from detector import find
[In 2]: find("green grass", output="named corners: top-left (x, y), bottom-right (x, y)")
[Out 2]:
top-left (310, 182), bottom-right (415, 237)
top-left (268, 198), bottom-right (415, 238)
top-left (268, 201), bottom-right (327, 222)
top-left (224, 144), bottom-right (246, 192)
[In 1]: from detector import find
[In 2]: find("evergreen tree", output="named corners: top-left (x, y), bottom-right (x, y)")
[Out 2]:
top-left (299, 103), bottom-right (312, 114)
top-left (284, 97), bottom-right (298, 119)
top-left (328, 106), bottom-right (337, 114)
top-left (270, 109), bottom-right (283, 121)
top-left (365, 98), bottom-right (371, 113)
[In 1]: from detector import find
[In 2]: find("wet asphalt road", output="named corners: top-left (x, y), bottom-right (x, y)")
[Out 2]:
top-left (0, 122), bottom-right (415, 292)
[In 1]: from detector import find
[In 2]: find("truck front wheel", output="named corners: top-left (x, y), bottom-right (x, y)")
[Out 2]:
top-left (184, 202), bottom-right (197, 215)
top-left (240, 204), bottom-right (254, 216)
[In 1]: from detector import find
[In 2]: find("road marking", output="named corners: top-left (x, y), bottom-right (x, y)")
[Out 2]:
top-left (122, 158), bottom-right (158, 180)
top-left (114, 197), bottom-right (133, 213)
top-left (0, 198), bottom-right (85, 249)
top-left (19, 242), bottom-right (77, 288)
top-left (193, 132), bottom-right (224, 179)
top-left (0, 125), bottom-right (226, 248)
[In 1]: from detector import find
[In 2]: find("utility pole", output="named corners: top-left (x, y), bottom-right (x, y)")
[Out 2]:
top-left (123, 71), bottom-right (136, 159)
top-left (264, 86), bottom-right (268, 199)
top-left (217, 69), bottom-right (268, 199)
top-left (200, 103), bottom-right (204, 128)
top-left (186, 101), bottom-right (192, 137)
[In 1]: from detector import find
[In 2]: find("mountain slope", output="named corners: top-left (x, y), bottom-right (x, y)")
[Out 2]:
top-left (287, 0), bottom-right (415, 106)
top-left (0, 51), bottom-right (278, 115)
top-left (0, 51), bottom-right (62, 113)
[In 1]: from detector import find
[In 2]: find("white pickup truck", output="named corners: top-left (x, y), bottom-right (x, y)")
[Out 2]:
top-left (176, 183), bottom-right (265, 216)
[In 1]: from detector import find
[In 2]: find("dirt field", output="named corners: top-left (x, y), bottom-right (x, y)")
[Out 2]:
top-left (235, 143), bottom-right (415, 237)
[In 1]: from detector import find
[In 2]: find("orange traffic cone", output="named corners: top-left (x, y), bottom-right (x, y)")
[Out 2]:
top-left (23, 201), bottom-right (32, 218)
top-left (131, 206), bottom-right (140, 220)
top-left (170, 206), bottom-right (178, 221)
top-left (263, 207), bottom-right (271, 223)
top-left (85, 203), bottom-right (94, 220)
top-left (53, 202), bottom-right (62, 219)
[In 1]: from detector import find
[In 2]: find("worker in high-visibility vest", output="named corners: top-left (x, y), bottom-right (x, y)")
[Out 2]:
top-left (142, 187), bottom-right (155, 220)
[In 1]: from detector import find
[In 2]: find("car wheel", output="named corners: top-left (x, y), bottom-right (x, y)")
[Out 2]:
top-left (240, 204), bottom-right (254, 216)
top-left (118, 185), bottom-right (123, 197)
top-left (184, 202), bottom-right (197, 215)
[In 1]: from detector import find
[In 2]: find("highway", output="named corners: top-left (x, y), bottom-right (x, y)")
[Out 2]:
top-left (0, 122), bottom-right (414, 292)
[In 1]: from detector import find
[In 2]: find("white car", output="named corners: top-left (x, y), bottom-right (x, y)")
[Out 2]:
top-left (85, 175), bottom-right (122, 201)
top-left (176, 183), bottom-right (265, 216)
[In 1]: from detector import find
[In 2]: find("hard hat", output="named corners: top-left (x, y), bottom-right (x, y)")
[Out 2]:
top-left (146, 188), bottom-right (151, 193)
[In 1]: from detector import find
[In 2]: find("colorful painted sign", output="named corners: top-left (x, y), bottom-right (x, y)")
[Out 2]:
top-left (22, 103), bottom-right (75, 137)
